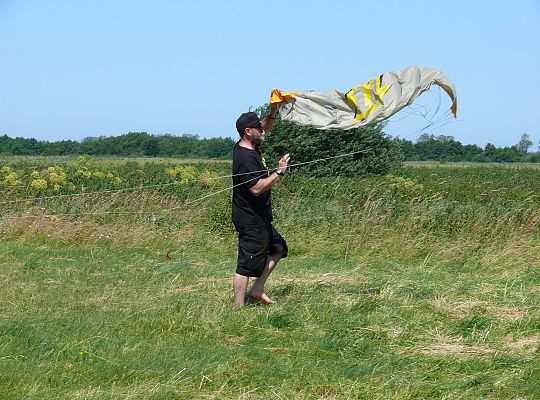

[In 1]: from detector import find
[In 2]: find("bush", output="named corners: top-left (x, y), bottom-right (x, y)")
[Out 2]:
top-left (526, 153), bottom-right (540, 163)
top-left (258, 105), bottom-right (402, 177)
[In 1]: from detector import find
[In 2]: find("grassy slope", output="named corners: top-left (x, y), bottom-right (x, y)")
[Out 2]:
top-left (1, 162), bottom-right (539, 399)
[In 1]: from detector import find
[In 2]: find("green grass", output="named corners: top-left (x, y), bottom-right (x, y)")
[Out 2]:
top-left (404, 161), bottom-right (540, 169)
top-left (1, 159), bottom-right (539, 399)
top-left (1, 236), bottom-right (538, 399)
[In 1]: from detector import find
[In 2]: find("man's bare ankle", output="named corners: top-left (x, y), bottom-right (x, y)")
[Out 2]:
top-left (234, 300), bottom-right (244, 309)
top-left (248, 291), bottom-right (261, 299)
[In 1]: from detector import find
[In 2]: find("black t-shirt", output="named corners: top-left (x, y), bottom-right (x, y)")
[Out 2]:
top-left (232, 142), bottom-right (272, 227)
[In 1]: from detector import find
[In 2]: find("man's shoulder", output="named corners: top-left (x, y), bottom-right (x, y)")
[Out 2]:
top-left (233, 143), bottom-right (260, 160)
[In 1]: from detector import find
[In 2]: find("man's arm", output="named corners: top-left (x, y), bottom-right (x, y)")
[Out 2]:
top-left (249, 172), bottom-right (281, 197)
top-left (249, 152), bottom-right (290, 197)
top-left (260, 102), bottom-right (279, 133)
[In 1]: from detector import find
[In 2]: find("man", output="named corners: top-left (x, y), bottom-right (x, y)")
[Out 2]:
top-left (232, 106), bottom-right (290, 308)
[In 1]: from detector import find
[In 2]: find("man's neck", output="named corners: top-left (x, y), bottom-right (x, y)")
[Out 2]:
top-left (239, 138), bottom-right (255, 150)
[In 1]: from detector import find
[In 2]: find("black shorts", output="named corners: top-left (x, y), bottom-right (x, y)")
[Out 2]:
top-left (235, 223), bottom-right (288, 277)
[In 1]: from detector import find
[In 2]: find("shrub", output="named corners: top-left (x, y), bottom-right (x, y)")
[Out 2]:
top-left (257, 105), bottom-right (402, 176)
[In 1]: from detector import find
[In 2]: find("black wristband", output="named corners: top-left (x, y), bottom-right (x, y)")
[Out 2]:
top-left (269, 114), bottom-right (277, 120)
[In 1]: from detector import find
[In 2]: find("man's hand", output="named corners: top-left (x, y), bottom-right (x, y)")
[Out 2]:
top-left (278, 153), bottom-right (290, 173)
top-left (249, 153), bottom-right (290, 196)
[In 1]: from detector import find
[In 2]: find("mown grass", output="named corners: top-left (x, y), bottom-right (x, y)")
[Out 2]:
top-left (1, 158), bottom-right (539, 399)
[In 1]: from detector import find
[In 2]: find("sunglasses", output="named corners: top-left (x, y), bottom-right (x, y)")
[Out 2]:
top-left (250, 123), bottom-right (263, 132)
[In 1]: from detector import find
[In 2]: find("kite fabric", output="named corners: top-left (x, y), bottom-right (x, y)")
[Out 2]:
top-left (270, 65), bottom-right (457, 130)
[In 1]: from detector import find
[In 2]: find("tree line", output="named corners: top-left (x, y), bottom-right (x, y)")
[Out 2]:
top-left (395, 133), bottom-right (540, 163)
top-left (1, 130), bottom-right (538, 163)
top-left (0, 132), bottom-right (236, 159)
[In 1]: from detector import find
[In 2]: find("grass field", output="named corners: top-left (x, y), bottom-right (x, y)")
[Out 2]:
top-left (404, 161), bottom-right (540, 169)
top-left (1, 157), bottom-right (539, 399)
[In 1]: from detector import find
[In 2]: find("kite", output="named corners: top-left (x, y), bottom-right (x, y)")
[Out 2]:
top-left (270, 66), bottom-right (457, 130)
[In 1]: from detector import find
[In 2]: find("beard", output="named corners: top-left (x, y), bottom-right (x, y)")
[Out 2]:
top-left (251, 134), bottom-right (265, 146)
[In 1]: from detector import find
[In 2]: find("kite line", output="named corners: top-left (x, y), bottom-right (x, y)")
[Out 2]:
top-left (0, 148), bottom-right (371, 219)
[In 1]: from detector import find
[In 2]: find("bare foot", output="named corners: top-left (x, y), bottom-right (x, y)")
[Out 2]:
top-left (247, 290), bottom-right (276, 304)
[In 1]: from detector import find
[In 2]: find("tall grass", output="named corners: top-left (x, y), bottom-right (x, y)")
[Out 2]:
top-left (1, 158), bottom-right (539, 399)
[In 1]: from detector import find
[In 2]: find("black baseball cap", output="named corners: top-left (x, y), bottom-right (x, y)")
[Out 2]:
top-left (236, 112), bottom-right (261, 135)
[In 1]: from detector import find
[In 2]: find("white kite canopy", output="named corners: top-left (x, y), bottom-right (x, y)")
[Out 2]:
top-left (270, 65), bottom-right (457, 130)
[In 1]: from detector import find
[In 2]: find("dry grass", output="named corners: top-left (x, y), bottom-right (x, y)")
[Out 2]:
top-left (505, 337), bottom-right (539, 352)
top-left (420, 343), bottom-right (496, 356)
top-left (429, 298), bottom-right (530, 322)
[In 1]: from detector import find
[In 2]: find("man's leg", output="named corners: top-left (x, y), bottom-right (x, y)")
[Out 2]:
top-left (233, 273), bottom-right (249, 309)
top-left (248, 251), bottom-right (283, 304)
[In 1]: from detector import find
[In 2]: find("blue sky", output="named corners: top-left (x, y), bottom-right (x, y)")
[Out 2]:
top-left (1, 0), bottom-right (539, 147)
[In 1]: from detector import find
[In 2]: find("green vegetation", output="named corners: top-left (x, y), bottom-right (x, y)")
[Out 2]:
top-left (1, 127), bottom-right (538, 164)
top-left (263, 119), bottom-right (401, 176)
top-left (0, 132), bottom-right (235, 158)
top-left (1, 157), bottom-right (539, 399)
top-left (396, 133), bottom-right (540, 163)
